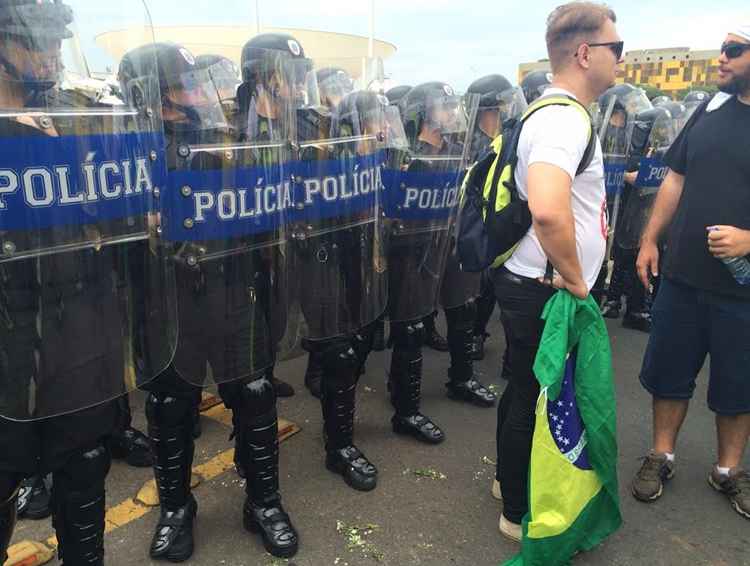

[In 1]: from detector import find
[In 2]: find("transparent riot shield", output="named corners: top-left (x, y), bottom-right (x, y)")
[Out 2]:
top-left (618, 108), bottom-right (678, 250)
top-left (0, 0), bottom-right (176, 420)
top-left (288, 58), bottom-right (395, 341)
top-left (160, 46), bottom-right (291, 385)
top-left (382, 84), bottom-right (478, 322)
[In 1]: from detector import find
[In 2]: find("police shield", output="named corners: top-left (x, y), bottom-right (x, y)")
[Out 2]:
top-left (289, 58), bottom-right (394, 341)
top-left (617, 107), bottom-right (678, 250)
top-left (156, 44), bottom-right (292, 385)
top-left (0, 0), bottom-right (176, 420)
top-left (383, 83), bottom-right (477, 323)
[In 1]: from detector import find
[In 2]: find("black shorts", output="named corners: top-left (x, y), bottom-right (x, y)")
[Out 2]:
top-left (640, 278), bottom-right (750, 415)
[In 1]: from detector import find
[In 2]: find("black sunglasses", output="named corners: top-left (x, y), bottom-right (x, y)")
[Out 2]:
top-left (721, 42), bottom-right (750, 59)
top-left (574, 41), bottom-right (624, 60)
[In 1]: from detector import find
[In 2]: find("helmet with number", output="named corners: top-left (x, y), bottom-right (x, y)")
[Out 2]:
top-left (0, 0), bottom-right (74, 94)
top-left (119, 43), bottom-right (228, 134)
top-left (332, 89), bottom-right (407, 153)
top-left (316, 67), bottom-right (354, 109)
top-left (400, 81), bottom-right (465, 144)
top-left (467, 73), bottom-right (526, 132)
top-left (385, 85), bottom-right (412, 106)
top-left (683, 90), bottom-right (710, 105)
top-left (520, 70), bottom-right (552, 103)
top-left (651, 95), bottom-right (671, 107)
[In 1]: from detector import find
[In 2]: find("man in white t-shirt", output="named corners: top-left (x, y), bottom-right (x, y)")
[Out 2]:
top-left (493, 1), bottom-right (623, 541)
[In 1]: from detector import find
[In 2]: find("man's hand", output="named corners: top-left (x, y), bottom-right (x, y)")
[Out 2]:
top-left (624, 171), bottom-right (638, 185)
top-left (540, 274), bottom-right (589, 299)
top-left (707, 225), bottom-right (750, 259)
top-left (637, 240), bottom-right (660, 289)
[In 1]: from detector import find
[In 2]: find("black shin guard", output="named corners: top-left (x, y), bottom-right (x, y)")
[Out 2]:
top-left (52, 445), bottom-right (110, 566)
top-left (389, 321), bottom-right (425, 416)
top-left (145, 392), bottom-right (197, 561)
top-left (237, 376), bottom-right (298, 558)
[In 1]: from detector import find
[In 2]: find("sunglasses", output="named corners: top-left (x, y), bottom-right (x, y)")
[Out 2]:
top-left (721, 42), bottom-right (750, 59)
top-left (574, 41), bottom-right (624, 60)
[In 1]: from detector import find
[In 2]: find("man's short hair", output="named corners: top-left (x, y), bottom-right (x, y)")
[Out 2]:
top-left (546, 2), bottom-right (617, 73)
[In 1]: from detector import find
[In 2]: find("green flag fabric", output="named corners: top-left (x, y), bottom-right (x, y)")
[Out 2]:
top-left (501, 291), bottom-right (622, 566)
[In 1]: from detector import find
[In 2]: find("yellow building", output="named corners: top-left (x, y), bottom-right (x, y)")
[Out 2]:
top-left (519, 47), bottom-right (720, 98)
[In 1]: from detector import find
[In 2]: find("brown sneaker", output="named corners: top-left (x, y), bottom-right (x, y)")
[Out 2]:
top-left (708, 467), bottom-right (750, 520)
top-left (632, 451), bottom-right (675, 502)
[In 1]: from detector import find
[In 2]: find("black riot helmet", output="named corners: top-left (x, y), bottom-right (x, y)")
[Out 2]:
top-left (598, 83), bottom-right (652, 118)
top-left (651, 95), bottom-right (671, 107)
top-left (467, 74), bottom-right (513, 108)
top-left (0, 0), bottom-right (74, 95)
top-left (659, 101), bottom-right (687, 121)
top-left (520, 70), bottom-right (552, 103)
top-left (119, 43), bottom-right (228, 134)
top-left (195, 54), bottom-right (240, 100)
top-left (400, 81), bottom-right (466, 144)
top-left (683, 90), bottom-right (710, 105)
top-left (316, 67), bottom-right (354, 109)
top-left (240, 32), bottom-right (312, 101)
top-left (332, 90), bottom-right (407, 153)
top-left (385, 85), bottom-right (412, 106)
top-left (630, 106), bottom-right (672, 157)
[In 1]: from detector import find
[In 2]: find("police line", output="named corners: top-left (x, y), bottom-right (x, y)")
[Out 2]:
top-left (0, 141), bottom-right (464, 241)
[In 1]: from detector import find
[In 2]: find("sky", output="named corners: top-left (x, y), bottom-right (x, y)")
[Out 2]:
top-left (68, 0), bottom-right (747, 91)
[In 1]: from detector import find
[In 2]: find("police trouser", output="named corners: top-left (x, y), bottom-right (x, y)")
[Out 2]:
top-left (474, 269), bottom-right (496, 337)
top-left (606, 243), bottom-right (647, 314)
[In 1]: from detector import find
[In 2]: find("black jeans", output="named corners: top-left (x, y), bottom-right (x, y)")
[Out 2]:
top-left (492, 267), bottom-right (554, 523)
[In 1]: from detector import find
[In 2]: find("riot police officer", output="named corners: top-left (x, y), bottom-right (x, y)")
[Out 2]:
top-left (316, 66), bottom-right (354, 110)
top-left (118, 41), bottom-right (298, 560)
top-left (1, 2), bottom-right (174, 564)
top-left (463, 74), bottom-right (528, 361)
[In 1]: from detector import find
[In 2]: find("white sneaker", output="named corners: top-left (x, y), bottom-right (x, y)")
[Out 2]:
top-left (499, 515), bottom-right (522, 542)
top-left (491, 479), bottom-right (502, 501)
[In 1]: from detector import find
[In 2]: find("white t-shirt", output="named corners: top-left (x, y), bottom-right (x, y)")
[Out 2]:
top-left (504, 88), bottom-right (607, 290)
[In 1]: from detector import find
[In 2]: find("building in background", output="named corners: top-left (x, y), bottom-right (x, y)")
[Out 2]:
top-left (519, 46), bottom-right (721, 99)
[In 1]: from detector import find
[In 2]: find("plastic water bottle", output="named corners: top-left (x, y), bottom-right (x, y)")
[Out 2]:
top-left (721, 256), bottom-right (750, 285)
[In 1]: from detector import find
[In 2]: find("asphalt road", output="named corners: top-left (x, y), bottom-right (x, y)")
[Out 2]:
top-left (9, 315), bottom-right (750, 566)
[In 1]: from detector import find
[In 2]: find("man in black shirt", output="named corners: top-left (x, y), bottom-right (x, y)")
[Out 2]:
top-left (632, 26), bottom-right (750, 520)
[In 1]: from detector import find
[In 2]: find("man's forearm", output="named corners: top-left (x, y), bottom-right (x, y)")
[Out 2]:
top-left (641, 170), bottom-right (685, 245)
top-left (534, 210), bottom-right (584, 285)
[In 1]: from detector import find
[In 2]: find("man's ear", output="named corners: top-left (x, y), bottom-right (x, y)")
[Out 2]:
top-left (574, 44), bottom-right (591, 70)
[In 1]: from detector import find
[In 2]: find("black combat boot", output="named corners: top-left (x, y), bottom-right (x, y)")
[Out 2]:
top-left (146, 394), bottom-right (197, 563)
top-left (445, 304), bottom-right (497, 408)
top-left (389, 322), bottom-right (445, 444)
top-left (108, 427), bottom-right (153, 468)
top-left (321, 346), bottom-right (377, 492)
top-left (16, 474), bottom-right (51, 520)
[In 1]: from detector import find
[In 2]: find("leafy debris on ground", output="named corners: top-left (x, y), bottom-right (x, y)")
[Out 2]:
top-left (336, 520), bottom-right (384, 562)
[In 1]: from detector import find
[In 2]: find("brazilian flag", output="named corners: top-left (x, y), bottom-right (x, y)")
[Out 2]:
top-left (503, 292), bottom-right (622, 566)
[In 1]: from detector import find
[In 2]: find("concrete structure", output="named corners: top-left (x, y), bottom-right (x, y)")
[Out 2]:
top-left (519, 46), bottom-right (721, 97)
top-left (95, 26), bottom-right (397, 84)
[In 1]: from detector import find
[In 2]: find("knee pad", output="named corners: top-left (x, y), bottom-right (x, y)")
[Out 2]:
top-left (238, 375), bottom-right (276, 419)
top-left (145, 392), bottom-right (195, 428)
top-left (55, 444), bottom-right (110, 494)
top-left (319, 338), bottom-right (359, 374)
top-left (390, 320), bottom-right (425, 350)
